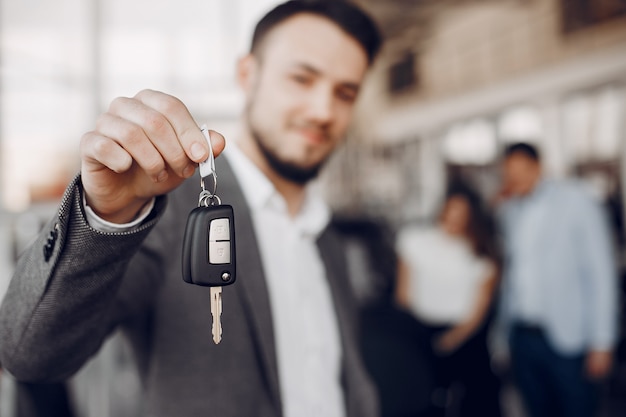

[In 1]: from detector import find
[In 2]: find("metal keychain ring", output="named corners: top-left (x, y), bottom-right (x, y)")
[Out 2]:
top-left (198, 190), bottom-right (222, 207)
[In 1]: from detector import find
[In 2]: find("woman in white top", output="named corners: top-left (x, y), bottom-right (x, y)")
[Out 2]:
top-left (396, 183), bottom-right (502, 417)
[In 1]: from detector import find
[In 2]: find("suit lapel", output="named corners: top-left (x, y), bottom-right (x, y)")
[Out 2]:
top-left (217, 156), bottom-right (283, 416)
top-left (217, 156), bottom-right (374, 417)
top-left (316, 227), bottom-right (360, 417)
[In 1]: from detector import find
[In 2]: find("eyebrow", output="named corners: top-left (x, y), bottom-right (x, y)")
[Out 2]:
top-left (291, 62), bottom-right (361, 94)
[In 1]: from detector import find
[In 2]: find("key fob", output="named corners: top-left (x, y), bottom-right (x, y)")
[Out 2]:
top-left (182, 204), bottom-right (236, 287)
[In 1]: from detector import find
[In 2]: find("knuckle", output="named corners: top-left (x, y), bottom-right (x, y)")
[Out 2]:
top-left (177, 125), bottom-right (194, 141)
top-left (143, 112), bottom-right (168, 135)
top-left (135, 89), bottom-right (155, 99)
top-left (143, 158), bottom-right (164, 174)
top-left (79, 131), bottom-right (94, 154)
top-left (92, 135), bottom-right (114, 157)
top-left (169, 150), bottom-right (190, 168)
top-left (159, 95), bottom-right (183, 115)
top-left (119, 123), bottom-right (144, 145)
top-left (95, 112), bottom-right (111, 131)
top-left (108, 96), bottom-right (130, 112)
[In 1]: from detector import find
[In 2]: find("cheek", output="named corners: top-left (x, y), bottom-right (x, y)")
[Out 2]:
top-left (249, 88), bottom-right (293, 134)
top-left (330, 103), bottom-right (355, 135)
top-left (253, 73), bottom-right (294, 110)
top-left (505, 170), bottom-right (522, 186)
top-left (450, 211), bottom-right (465, 226)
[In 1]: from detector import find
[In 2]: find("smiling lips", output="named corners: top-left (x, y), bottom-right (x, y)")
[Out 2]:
top-left (294, 125), bottom-right (330, 145)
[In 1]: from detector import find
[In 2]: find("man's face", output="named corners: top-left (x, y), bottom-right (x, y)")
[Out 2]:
top-left (502, 153), bottom-right (541, 197)
top-left (240, 14), bottom-right (369, 184)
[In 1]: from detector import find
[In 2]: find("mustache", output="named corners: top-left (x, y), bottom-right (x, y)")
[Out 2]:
top-left (289, 121), bottom-right (332, 141)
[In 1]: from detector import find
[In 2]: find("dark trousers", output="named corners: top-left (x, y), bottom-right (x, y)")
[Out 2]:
top-left (16, 381), bottom-right (75, 417)
top-left (360, 304), bottom-right (435, 417)
top-left (509, 324), bottom-right (598, 417)
top-left (422, 323), bottom-right (502, 417)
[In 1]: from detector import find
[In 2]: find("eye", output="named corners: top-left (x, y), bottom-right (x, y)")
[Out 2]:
top-left (291, 73), bottom-right (312, 85)
top-left (336, 88), bottom-right (357, 103)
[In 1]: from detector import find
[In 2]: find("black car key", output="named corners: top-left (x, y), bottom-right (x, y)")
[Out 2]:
top-left (182, 125), bottom-right (236, 344)
top-left (182, 203), bottom-right (236, 287)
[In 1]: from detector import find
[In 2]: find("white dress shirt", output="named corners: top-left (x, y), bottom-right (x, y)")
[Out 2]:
top-left (224, 142), bottom-right (345, 417)
top-left (85, 142), bottom-right (346, 417)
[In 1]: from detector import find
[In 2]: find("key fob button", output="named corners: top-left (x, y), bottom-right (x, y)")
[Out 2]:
top-left (209, 241), bottom-right (231, 264)
top-left (209, 218), bottom-right (230, 241)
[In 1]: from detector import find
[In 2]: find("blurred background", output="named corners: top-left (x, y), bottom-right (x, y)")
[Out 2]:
top-left (0, 0), bottom-right (625, 416)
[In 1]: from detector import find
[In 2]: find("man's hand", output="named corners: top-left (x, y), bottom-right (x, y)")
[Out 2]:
top-left (585, 350), bottom-right (613, 380)
top-left (80, 89), bottom-right (225, 223)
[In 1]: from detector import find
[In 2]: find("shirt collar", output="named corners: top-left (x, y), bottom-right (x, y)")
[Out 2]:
top-left (223, 141), bottom-right (274, 211)
top-left (509, 178), bottom-right (550, 206)
top-left (223, 141), bottom-right (330, 238)
top-left (524, 178), bottom-right (551, 202)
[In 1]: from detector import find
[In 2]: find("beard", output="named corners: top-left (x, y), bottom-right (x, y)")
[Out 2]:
top-left (243, 79), bottom-right (333, 185)
top-left (251, 126), bottom-right (327, 185)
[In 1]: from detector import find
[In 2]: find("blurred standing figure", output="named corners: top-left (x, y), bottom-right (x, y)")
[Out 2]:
top-left (396, 183), bottom-right (502, 417)
top-left (498, 142), bottom-right (618, 417)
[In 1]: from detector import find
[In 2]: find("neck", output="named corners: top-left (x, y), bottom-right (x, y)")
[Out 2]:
top-left (521, 176), bottom-right (543, 198)
top-left (441, 223), bottom-right (465, 238)
top-left (268, 172), bottom-right (307, 217)
top-left (236, 131), bottom-right (307, 218)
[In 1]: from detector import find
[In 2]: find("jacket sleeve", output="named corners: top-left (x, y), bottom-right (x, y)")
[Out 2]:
top-left (577, 191), bottom-right (619, 351)
top-left (0, 174), bottom-right (167, 382)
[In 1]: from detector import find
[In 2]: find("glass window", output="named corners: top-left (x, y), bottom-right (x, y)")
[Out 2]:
top-left (498, 105), bottom-right (543, 143)
top-left (562, 85), bottom-right (624, 163)
top-left (0, 0), bottom-right (281, 211)
top-left (442, 118), bottom-right (497, 165)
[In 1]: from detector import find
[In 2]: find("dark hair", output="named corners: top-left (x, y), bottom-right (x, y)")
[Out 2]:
top-left (504, 142), bottom-right (540, 162)
top-left (443, 181), bottom-right (500, 262)
top-left (250, 0), bottom-right (381, 65)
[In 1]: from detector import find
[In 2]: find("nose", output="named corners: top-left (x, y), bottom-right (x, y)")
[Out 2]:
top-left (307, 84), bottom-right (334, 124)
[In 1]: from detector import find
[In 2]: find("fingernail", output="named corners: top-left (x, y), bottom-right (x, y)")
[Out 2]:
top-left (191, 142), bottom-right (206, 161)
top-left (183, 164), bottom-right (195, 178)
top-left (156, 169), bottom-right (168, 182)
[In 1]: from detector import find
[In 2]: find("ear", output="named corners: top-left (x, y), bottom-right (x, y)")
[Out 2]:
top-left (236, 54), bottom-right (258, 93)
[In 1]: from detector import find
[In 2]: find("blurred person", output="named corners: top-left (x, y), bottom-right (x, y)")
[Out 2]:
top-left (497, 142), bottom-right (618, 417)
top-left (0, 1), bottom-right (382, 416)
top-left (14, 382), bottom-right (75, 417)
top-left (395, 182), bottom-right (502, 417)
top-left (336, 217), bottom-right (435, 417)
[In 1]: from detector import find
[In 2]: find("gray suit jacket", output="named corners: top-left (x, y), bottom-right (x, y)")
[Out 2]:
top-left (0, 157), bottom-right (379, 417)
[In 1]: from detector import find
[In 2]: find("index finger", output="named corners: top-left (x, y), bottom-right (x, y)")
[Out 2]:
top-left (133, 89), bottom-right (224, 162)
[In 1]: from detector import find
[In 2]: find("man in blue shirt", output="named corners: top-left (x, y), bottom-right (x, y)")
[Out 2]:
top-left (498, 142), bottom-right (618, 417)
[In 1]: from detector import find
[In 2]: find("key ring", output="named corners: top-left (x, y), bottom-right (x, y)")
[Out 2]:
top-left (198, 124), bottom-right (220, 204)
top-left (198, 190), bottom-right (222, 207)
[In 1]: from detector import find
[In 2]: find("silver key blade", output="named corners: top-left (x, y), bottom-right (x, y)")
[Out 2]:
top-left (210, 287), bottom-right (223, 344)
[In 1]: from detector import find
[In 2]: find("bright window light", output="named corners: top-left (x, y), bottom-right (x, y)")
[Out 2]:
top-left (0, 0), bottom-right (282, 211)
top-left (498, 105), bottom-right (543, 143)
top-left (443, 119), bottom-right (497, 165)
